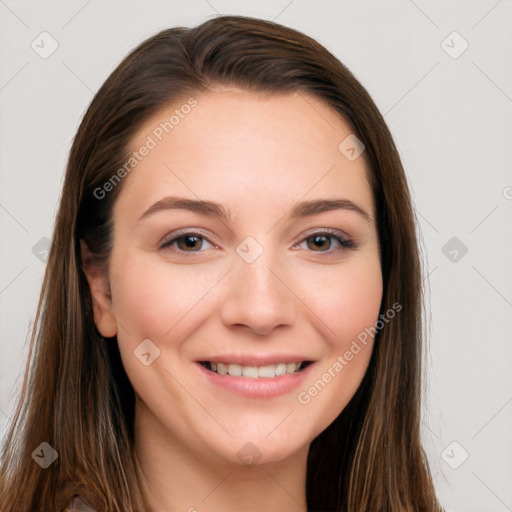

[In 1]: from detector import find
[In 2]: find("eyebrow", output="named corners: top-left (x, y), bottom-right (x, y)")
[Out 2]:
top-left (138, 196), bottom-right (371, 223)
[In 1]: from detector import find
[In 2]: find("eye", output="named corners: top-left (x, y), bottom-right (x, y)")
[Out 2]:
top-left (294, 230), bottom-right (356, 253)
top-left (159, 230), bottom-right (215, 253)
top-left (159, 229), bottom-right (356, 255)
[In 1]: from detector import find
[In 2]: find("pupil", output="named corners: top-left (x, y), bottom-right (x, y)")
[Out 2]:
top-left (181, 236), bottom-right (200, 250)
top-left (309, 235), bottom-right (329, 251)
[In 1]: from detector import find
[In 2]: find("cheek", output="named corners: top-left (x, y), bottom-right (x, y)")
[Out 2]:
top-left (109, 255), bottom-right (224, 342)
top-left (298, 252), bottom-right (383, 347)
top-left (292, 253), bottom-right (382, 425)
top-left (106, 255), bottom-right (221, 401)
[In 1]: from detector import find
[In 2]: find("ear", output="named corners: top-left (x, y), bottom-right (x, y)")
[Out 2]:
top-left (79, 239), bottom-right (118, 338)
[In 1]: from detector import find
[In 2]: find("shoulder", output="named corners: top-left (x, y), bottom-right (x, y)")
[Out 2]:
top-left (65, 494), bottom-right (97, 512)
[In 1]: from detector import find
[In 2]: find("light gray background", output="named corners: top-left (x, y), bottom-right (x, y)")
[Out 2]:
top-left (1, 1), bottom-right (511, 510)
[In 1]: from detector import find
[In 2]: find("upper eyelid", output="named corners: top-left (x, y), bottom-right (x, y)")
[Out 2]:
top-left (159, 228), bottom-right (219, 247)
top-left (295, 227), bottom-right (351, 241)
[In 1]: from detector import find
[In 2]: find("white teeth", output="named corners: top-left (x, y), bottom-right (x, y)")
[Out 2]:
top-left (217, 362), bottom-right (228, 375)
top-left (275, 363), bottom-right (287, 376)
top-left (242, 366), bottom-right (259, 378)
top-left (206, 361), bottom-right (303, 378)
top-left (258, 365), bottom-right (275, 378)
top-left (228, 363), bottom-right (242, 376)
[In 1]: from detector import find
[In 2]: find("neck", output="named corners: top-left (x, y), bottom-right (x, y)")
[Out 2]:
top-left (134, 397), bottom-right (309, 512)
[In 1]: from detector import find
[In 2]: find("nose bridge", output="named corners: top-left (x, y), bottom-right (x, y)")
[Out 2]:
top-left (220, 241), bottom-right (297, 335)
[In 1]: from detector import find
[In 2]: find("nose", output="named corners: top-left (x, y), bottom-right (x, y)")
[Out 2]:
top-left (220, 252), bottom-right (298, 336)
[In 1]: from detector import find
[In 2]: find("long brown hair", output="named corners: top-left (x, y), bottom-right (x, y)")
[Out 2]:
top-left (0, 15), bottom-right (442, 511)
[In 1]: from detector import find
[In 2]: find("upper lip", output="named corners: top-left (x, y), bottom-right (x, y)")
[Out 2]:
top-left (196, 354), bottom-right (315, 366)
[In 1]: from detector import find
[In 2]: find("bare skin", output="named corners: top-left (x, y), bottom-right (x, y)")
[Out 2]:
top-left (82, 87), bottom-right (383, 512)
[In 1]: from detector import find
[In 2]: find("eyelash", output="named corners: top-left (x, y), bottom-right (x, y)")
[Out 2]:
top-left (158, 229), bottom-right (357, 255)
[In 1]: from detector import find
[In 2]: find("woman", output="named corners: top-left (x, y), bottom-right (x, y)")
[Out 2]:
top-left (0, 15), bottom-right (443, 512)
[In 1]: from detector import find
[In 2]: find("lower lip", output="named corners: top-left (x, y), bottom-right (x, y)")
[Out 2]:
top-left (196, 362), bottom-right (315, 398)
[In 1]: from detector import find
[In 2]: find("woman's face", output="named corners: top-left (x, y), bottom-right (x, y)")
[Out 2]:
top-left (86, 87), bottom-right (382, 467)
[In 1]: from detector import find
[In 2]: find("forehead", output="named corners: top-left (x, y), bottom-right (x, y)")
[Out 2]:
top-left (116, 88), bottom-right (374, 224)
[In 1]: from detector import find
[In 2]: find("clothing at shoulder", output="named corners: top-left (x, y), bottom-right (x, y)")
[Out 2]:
top-left (65, 494), bottom-right (97, 512)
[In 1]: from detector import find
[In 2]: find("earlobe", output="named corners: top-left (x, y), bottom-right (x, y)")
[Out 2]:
top-left (79, 239), bottom-right (118, 338)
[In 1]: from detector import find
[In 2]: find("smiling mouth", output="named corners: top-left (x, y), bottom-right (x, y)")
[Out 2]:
top-left (199, 361), bottom-right (312, 378)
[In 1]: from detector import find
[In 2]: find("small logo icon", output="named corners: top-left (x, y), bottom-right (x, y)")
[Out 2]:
top-left (31, 442), bottom-right (58, 468)
top-left (31, 31), bottom-right (59, 59)
top-left (441, 31), bottom-right (469, 59)
top-left (134, 339), bottom-right (161, 366)
top-left (237, 442), bottom-right (262, 467)
top-left (32, 237), bottom-right (50, 262)
top-left (441, 441), bottom-right (469, 469)
top-left (338, 134), bottom-right (365, 161)
top-left (442, 236), bottom-right (468, 263)
top-left (236, 236), bottom-right (264, 263)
